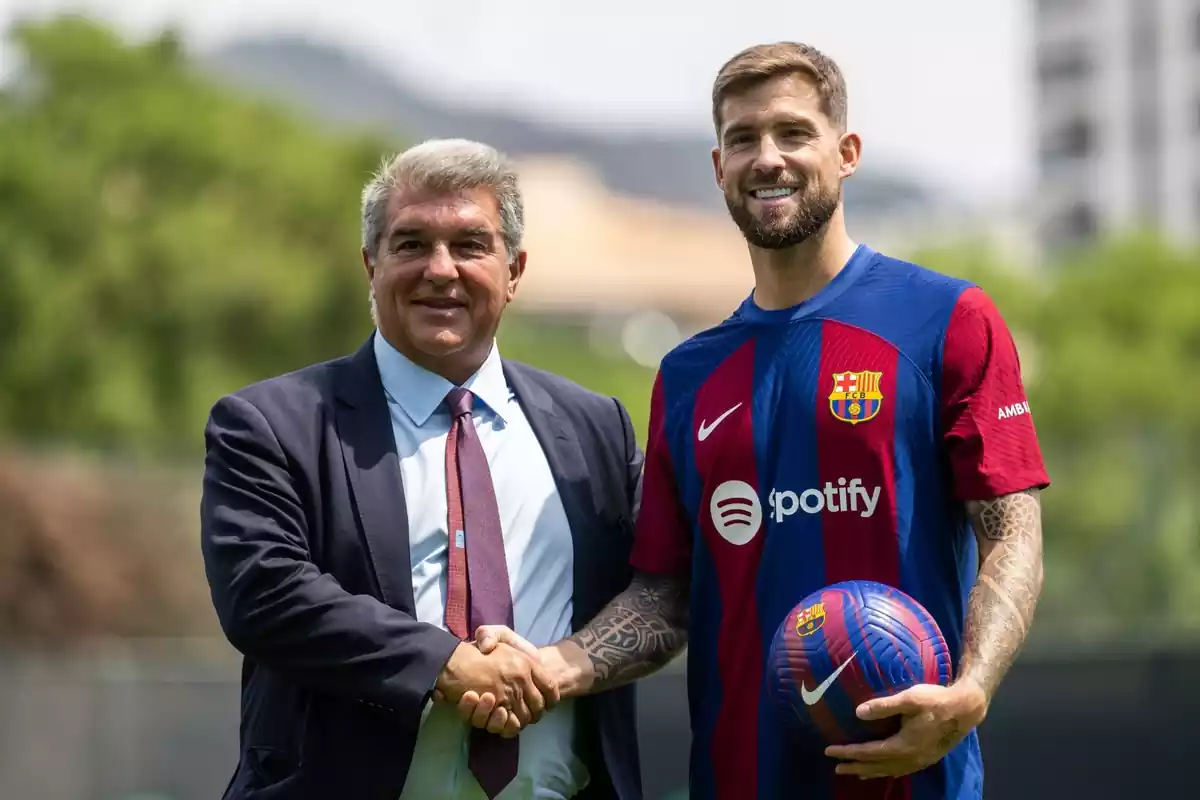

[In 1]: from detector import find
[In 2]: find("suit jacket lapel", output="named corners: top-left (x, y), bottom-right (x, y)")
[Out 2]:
top-left (504, 362), bottom-right (598, 631)
top-left (333, 335), bottom-right (417, 614)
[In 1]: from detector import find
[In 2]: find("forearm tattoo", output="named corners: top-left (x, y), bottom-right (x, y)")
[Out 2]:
top-left (959, 489), bottom-right (1044, 702)
top-left (569, 572), bottom-right (690, 692)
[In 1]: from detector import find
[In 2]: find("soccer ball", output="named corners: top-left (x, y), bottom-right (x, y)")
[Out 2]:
top-left (766, 580), bottom-right (953, 745)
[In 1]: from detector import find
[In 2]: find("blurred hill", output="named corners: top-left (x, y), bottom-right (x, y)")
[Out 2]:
top-left (199, 36), bottom-right (943, 222)
top-left (198, 36), bottom-right (987, 326)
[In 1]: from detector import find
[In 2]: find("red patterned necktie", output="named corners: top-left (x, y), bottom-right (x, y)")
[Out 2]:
top-left (443, 387), bottom-right (519, 799)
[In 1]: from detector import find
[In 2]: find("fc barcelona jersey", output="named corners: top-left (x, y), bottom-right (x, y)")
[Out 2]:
top-left (630, 245), bottom-right (1049, 800)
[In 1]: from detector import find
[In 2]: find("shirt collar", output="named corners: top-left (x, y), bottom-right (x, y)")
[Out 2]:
top-left (372, 331), bottom-right (510, 427)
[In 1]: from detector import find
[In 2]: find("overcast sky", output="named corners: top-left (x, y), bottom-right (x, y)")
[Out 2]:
top-left (1, 0), bottom-right (1035, 204)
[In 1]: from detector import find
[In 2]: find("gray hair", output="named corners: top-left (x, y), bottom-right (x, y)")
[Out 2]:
top-left (360, 138), bottom-right (524, 264)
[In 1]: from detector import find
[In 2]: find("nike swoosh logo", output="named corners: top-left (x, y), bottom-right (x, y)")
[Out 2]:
top-left (800, 651), bottom-right (857, 706)
top-left (697, 403), bottom-right (743, 441)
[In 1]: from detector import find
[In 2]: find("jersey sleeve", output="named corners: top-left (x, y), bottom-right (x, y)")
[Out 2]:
top-left (629, 369), bottom-right (693, 579)
top-left (941, 286), bottom-right (1050, 501)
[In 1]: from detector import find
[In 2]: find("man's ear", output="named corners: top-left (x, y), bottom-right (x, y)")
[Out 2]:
top-left (506, 250), bottom-right (527, 303)
top-left (838, 131), bottom-right (863, 179)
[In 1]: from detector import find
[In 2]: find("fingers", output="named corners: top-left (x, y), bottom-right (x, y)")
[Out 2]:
top-left (459, 692), bottom-right (525, 737)
top-left (828, 685), bottom-right (970, 781)
top-left (475, 625), bottom-right (540, 660)
top-left (485, 706), bottom-right (510, 735)
top-left (511, 681), bottom-right (540, 728)
top-left (472, 704), bottom-right (520, 738)
top-left (835, 759), bottom-right (916, 779)
top-left (452, 689), bottom-right (476, 717)
top-left (827, 737), bottom-right (922, 780)
top-left (859, 681), bottom-right (940, 719)
top-left (826, 706), bottom-right (944, 777)
top-left (488, 642), bottom-right (548, 725)
top-left (856, 687), bottom-right (922, 720)
top-left (826, 737), bottom-right (907, 762)
top-left (474, 626), bottom-right (502, 655)
top-left (525, 672), bottom-right (547, 720)
top-left (463, 692), bottom-right (491, 726)
top-left (500, 709), bottom-right (522, 738)
top-left (528, 658), bottom-right (560, 708)
top-left (461, 639), bottom-right (555, 733)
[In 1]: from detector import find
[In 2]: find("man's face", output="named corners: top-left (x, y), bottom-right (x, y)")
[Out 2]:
top-left (363, 185), bottom-right (524, 368)
top-left (712, 72), bottom-right (857, 249)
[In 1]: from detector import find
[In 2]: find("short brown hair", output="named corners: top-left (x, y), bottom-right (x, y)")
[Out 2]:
top-left (712, 42), bottom-right (848, 135)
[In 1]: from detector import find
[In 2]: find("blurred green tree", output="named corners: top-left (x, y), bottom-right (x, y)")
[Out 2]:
top-left (0, 18), bottom-right (382, 451)
top-left (0, 17), bottom-right (654, 456)
top-left (914, 237), bottom-right (1200, 641)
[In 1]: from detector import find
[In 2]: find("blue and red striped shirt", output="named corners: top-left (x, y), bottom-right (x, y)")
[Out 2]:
top-left (630, 244), bottom-right (1049, 800)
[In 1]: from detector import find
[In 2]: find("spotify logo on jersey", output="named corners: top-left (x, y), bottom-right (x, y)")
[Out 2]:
top-left (709, 477), bottom-right (884, 545)
top-left (709, 480), bottom-right (763, 545)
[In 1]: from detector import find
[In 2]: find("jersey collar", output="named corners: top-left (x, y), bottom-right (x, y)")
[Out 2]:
top-left (733, 243), bottom-right (876, 325)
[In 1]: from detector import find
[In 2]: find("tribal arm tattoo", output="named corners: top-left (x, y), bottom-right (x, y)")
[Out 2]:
top-left (567, 571), bottom-right (690, 693)
top-left (957, 488), bottom-right (1044, 704)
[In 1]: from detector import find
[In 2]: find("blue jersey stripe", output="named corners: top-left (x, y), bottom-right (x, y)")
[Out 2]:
top-left (751, 322), bottom-right (835, 796)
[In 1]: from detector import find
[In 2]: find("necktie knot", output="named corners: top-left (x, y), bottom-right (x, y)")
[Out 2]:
top-left (445, 387), bottom-right (474, 419)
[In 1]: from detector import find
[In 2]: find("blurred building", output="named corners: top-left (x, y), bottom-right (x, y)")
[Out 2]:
top-left (512, 155), bottom-right (1012, 358)
top-left (1034, 0), bottom-right (1200, 249)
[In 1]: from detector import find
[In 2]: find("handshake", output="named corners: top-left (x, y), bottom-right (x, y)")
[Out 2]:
top-left (433, 626), bottom-right (584, 738)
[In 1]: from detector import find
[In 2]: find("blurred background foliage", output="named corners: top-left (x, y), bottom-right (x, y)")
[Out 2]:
top-left (1, 18), bottom-right (1198, 646)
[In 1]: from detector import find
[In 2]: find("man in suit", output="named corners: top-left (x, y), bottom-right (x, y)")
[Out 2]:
top-left (200, 138), bottom-right (644, 800)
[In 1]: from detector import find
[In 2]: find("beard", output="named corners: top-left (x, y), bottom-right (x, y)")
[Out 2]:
top-left (725, 178), bottom-right (841, 250)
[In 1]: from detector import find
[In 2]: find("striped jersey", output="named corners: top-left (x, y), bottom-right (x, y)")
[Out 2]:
top-left (630, 244), bottom-right (1049, 800)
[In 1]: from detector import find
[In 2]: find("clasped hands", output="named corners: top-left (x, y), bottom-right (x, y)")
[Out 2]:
top-left (433, 626), bottom-right (562, 739)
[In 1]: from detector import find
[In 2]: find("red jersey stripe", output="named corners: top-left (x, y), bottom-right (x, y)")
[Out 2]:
top-left (691, 339), bottom-right (763, 800)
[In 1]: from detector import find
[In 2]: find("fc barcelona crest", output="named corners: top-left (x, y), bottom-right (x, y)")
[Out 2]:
top-left (829, 371), bottom-right (883, 425)
top-left (795, 601), bottom-right (827, 636)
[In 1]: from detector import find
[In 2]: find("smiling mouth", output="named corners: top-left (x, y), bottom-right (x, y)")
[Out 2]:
top-left (750, 187), bottom-right (798, 200)
top-left (414, 299), bottom-right (466, 311)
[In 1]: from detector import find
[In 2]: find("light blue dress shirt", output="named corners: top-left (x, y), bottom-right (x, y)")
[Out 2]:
top-left (372, 332), bottom-right (588, 800)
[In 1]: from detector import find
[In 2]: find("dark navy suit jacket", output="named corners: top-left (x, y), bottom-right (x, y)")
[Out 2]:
top-left (200, 335), bottom-right (644, 799)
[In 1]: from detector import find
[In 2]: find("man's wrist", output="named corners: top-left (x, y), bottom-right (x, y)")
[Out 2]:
top-left (950, 672), bottom-right (990, 727)
top-left (435, 642), bottom-right (473, 699)
top-left (543, 640), bottom-right (594, 698)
